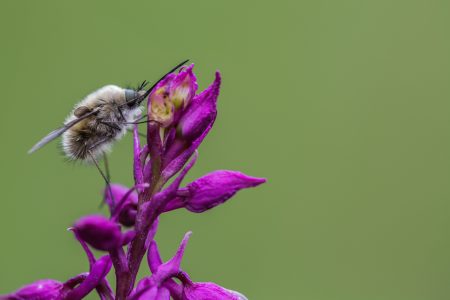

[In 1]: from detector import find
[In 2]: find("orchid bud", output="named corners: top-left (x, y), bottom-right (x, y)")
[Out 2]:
top-left (74, 215), bottom-right (127, 251)
top-left (180, 171), bottom-right (266, 213)
top-left (118, 202), bottom-right (137, 227)
top-left (5, 280), bottom-right (64, 300)
top-left (104, 184), bottom-right (138, 215)
top-left (177, 71), bottom-right (221, 143)
top-left (182, 281), bottom-right (247, 300)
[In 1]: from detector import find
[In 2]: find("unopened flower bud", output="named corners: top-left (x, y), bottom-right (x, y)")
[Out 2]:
top-left (104, 184), bottom-right (138, 214)
top-left (118, 202), bottom-right (137, 227)
top-left (180, 170), bottom-right (266, 213)
top-left (6, 279), bottom-right (64, 300)
top-left (182, 281), bottom-right (247, 300)
top-left (177, 71), bottom-right (221, 143)
top-left (74, 215), bottom-right (130, 251)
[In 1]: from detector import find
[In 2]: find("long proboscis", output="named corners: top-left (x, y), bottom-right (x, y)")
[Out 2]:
top-left (121, 59), bottom-right (190, 108)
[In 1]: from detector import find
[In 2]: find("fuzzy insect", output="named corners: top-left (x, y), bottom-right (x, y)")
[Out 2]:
top-left (28, 60), bottom-right (188, 163)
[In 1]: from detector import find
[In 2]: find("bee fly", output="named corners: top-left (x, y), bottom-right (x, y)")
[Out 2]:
top-left (28, 60), bottom-right (188, 185)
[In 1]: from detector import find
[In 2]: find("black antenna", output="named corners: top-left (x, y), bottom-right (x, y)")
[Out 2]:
top-left (121, 59), bottom-right (190, 108)
top-left (141, 59), bottom-right (190, 100)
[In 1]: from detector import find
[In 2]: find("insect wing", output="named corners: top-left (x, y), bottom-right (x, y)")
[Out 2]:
top-left (28, 110), bottom-right (97, 154)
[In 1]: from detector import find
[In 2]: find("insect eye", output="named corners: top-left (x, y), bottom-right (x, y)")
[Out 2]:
top-left (125, 89), bottom-right (139, 108)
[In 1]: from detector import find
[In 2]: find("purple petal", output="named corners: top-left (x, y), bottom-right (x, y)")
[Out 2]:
top-left (146, 122), bottom-right (163, 188)
top-left (162, 71), bottom-right (221, 166)
top-left (4, 280), bottom-right (64, 300)
top-left (169, 64), bottom-right (198, 110)
top-left (146, 151), bottom-right (198, 215)
top-left (71, 229), bottom-right (96, 267)
top-left (162, 196), bottom-right (185, 213)
top-left (164, 281), bottom-right (183, 300)
top-left (117, 203), bottom-right (138, 227)
top-left (147, 240), bottom-right (163, 273)
top-left (70, 231), bottom-right (114, 300)
top-left (145, 217), bottom-right (160, 249)
top-left (147, 241), bottom-right (183, 300)
top-left (153, 232), bottom-right (192, 284)
top-left (130, 233), bottom-right (191, 300)
top-left (148, 74), bottom-right (176, 128)
top-left (104, 184), bottom-right (138, 214)
top-left (65, 255), bottom-right (112, 300)
top-left (121, 230), bottom-right (136, 245)
top-left (133, 125), bottom-right (144, 185)
top-left (161, 72), bottom-right (221, 181)
top-left (177, 71), bottom-right (221, 143)
top-left (129, 276), bottom-right (163, 300)
top-left (183, 171), bottom-right (266, 213)
top-left (134, 277), bottom-right (152, 294)
top-left (147, 73), bottom-right (176, 110)
top-left (162, 121), bottom-right (209, 181)
top-left (182, 282), bottom-right (246, 300)
top-left (63, 274), bottom-right (88, 289)
top-left (130, 283), bottom-right (173, 300)
top-left (130, 286), bottom-right (158, 300)
top-left (110, 183), bottom-right (148, 225)
top-left (162, 127), bottom-right (177, 154)
top-left (74, 215), bottom-right (123, 251)
top-left (155, 287), bottom-right (171, 300)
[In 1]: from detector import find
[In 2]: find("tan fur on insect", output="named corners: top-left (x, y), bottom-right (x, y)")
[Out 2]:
top-left (62, 85), bottom-right (141, 162)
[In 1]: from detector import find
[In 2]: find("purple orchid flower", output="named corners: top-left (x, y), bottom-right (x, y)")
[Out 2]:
top-left (4, 63), bottom-right (265, 299)
top-left (164, 170), bottom-right (266, 213)
top-left (104, 184), bottom-right (140, 227)
top-left (1, 256), bottom-right (112, 300)
top-left (180, 276), bottom-right (249, 300)
top-left (1, 279), bottom-right (66, 300)
top-left (141, 232), bottom-right (248, 300)
top-left (74, 215), bottom-right (135, 252)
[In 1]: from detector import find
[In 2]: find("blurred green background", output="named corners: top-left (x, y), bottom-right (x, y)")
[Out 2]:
top-left (1, 0), bottom-right (450, 299)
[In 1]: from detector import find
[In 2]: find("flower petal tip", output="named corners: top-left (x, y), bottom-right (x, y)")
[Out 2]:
top-left (182, 282), bottom-right (246, 300)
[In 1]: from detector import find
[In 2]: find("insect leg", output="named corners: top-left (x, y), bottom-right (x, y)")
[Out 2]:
top-left (135, 114), bottom-right (148, 121)
top-left (102, 154), bottom-right (116, 210)
top-left (102, 119), bottom-right (161, 126)
top-left (103, 154), bottom-right (111, 182)
top-left (117, 105), bottom-right (126, 122)
top-left (100, 121), bottom-right (122, 131)
top-left (127, 128), bottom-right (146, 138)
top-left (88, 151), bottom-right (113, 209)
top-left (121, 120), bottom-right (161, 125)
top-left (136, 80), bottom-right (149, 91)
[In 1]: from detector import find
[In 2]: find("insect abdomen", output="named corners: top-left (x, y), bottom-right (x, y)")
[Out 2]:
top-left (62, 119), bottom-right (119, 162)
